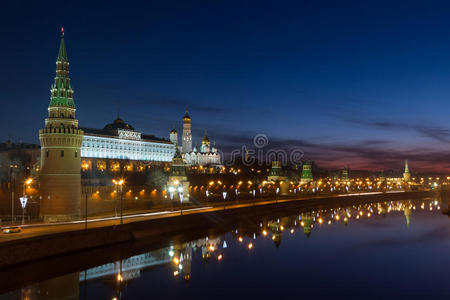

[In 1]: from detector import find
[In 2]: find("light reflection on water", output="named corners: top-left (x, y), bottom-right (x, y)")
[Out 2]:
top-left (1, 196), bottom-right (449, 300)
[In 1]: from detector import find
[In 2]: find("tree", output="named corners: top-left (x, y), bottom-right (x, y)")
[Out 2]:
top-left (146, 166), bottom-right (168, 189)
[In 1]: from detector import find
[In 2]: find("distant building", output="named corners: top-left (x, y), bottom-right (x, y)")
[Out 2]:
top-left (300, 161), bottom-right (313, 183)
top-left (171, 111), bottom-right (221, 166)
top-left (341, 168), bottom-right (349, 181)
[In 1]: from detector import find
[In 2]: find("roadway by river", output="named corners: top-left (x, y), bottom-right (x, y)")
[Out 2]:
top-left (0, 191), bottom-right (407, 243)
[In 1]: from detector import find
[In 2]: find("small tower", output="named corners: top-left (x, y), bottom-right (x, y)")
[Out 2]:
top-left (167, 148), bottom-right (190, 202)
top-left (300, 161), bottom-right (313, 183)
top-left (201, 132), bottom-right (210, 153)
top-left (170, 128), bottom-right (178, 146)
top-left (268, 160), bottom-right (289, 195)
top-left (379, 170), bottom-right (386, 183)
top-left (403, 160), bottom-right (411, 182)
top-left (181, 110), bottom-right (192, 153)
top-left (268, 160), bottom-right (284, 181)
top-left (39, 28), bottom-right (84, 222)
top-left (341, 168), bottom-right (349, 181)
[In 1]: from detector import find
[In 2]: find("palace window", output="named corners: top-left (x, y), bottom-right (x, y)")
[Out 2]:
top-left (61, 150), bottom-right (64, 157)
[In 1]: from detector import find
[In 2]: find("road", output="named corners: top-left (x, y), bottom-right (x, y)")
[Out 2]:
top-left (0, 191), bottom-right (404, 243)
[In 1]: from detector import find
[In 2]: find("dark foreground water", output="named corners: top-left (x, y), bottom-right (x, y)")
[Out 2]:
top-left (1, 195), bottom-right (449, 299)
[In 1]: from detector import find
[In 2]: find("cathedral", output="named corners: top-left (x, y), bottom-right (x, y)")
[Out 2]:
top-left (169, 111), bottom-right (221, 166)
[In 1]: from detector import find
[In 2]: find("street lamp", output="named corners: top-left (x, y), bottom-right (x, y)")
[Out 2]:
top-left (168, 186), bottom-right (175, 201)
top-left (19, 178), bottom-right (32, 225)
top-left (19, 196), bottom-right (27, 225)
top-left (9, 164), bottom-right (18, 225)
top-left (112, 179), bottom-right (125, 225)
top-left (276, 187), bottom-right (280, 203)
top-left (178, 186), bottom-right (183, 215)
top-left (223, 191), bottom-right (227, 210)
top-left (235, 188), bottom-right (238, 202)
top-left (168, 186), bottom-right (175, 212)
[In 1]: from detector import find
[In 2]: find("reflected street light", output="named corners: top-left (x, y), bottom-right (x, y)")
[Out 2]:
top-left (112, 179), bottom-right (125, 225)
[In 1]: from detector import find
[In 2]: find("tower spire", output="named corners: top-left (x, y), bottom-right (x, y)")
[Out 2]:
top-left (58, 27), bottom-right (68, 62)
top-left (404, 160), bottom-right (409, 172)
top-left (50, 27), bottom-right (74, 108)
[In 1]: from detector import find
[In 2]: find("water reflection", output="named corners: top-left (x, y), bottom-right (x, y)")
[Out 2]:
top-left (1, 196), bottom-right (448, 299)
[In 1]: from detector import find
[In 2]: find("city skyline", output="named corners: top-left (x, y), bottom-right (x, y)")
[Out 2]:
top-left (3, 1), bottom-right (450, 172)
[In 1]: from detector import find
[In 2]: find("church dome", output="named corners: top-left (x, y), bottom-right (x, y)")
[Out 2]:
top-left (183, 110), bottom-right (191, 121)
top-left (103, 115), bottom-right (134, 131)
top-left (202, 135), bottom-right (210, 144)
top-left (170, 128), bottom-right (177, 134)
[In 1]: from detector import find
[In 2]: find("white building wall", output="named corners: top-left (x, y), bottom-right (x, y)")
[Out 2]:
top-left (81, 135), bottom-right (175, 162)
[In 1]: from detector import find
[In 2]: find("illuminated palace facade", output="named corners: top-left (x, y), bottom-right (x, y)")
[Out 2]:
top-left (80, 116), bottom-right (175, 162)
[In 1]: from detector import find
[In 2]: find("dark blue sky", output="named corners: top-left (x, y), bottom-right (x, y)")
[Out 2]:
top-left (3, 0), bottom-right (450, 172)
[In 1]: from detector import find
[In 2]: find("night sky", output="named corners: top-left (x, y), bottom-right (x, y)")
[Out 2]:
top-left (2, 0), bottom-right (450, 172)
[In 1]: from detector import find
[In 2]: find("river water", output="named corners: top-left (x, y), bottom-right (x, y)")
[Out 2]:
top-left (1, 195), bottom-right (449, 299)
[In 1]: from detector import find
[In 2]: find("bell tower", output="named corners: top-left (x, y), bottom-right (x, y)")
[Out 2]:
top-left (182, 110), bottom-right (192, 153)
top-left (39, 28), bottom-right (84, 222)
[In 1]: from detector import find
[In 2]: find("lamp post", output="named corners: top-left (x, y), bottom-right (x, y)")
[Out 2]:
top-left (205, 190), bottom-right (209, 204)
top-left (223, 191), bottom-right (227, 210)
top-left (235, 188), bottom-right (238, 203)
top-left (9, 164), bottom-right (18, 225)
top-left (19, 196), bottom-right (27, 225)
top-left (168, 186), bottom-right (175, 211)
top-left (20, 178), bottom-right (32, 225)
top-left (178, 186), bottom-right (183, 215)
top-left (84, 189), bottom-right (88, 230)
top-left (113, 179), bottom-right (125, 225)
top-left (276, 187), bottom-right (280, 203)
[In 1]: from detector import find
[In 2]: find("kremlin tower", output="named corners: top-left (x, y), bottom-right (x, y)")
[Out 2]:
top-left (39, 28), bottom-right (83, 222)
top-left (300, 161), bottom-right (313, 183)
top-left (403, 160), bottom-right (411, 182)
top-left (182, 110), bottom-right (192, 153)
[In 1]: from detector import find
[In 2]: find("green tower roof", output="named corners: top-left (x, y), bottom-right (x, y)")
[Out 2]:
top-left (57, 27), bottom-right (68, 61)
top-left (49, 27), bottom-right (74, 108)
